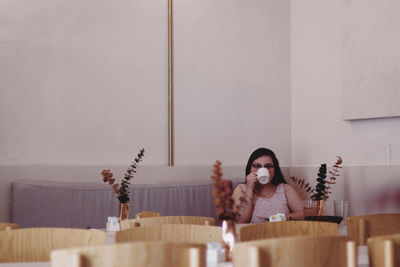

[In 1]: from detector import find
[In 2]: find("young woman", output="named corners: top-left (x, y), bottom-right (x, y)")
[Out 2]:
top-left (232, 148), bottom-right (303, 223)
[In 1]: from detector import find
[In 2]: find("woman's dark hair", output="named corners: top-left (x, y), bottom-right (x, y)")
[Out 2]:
top-left (245, 147), bottom-right (287, 186)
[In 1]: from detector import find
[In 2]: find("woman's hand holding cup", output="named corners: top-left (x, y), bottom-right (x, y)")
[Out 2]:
top-left (246, 173), bottom-right (258, 190)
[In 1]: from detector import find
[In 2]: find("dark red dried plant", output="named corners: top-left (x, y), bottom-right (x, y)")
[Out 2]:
top-left (101, 148), bottom-right (145, 203)
top-left (210, 160), bottom-right (238, 222)
top-left (289, 156), bottom-right (343, 201)
top-left (289, 176), bottom-right (314, 193)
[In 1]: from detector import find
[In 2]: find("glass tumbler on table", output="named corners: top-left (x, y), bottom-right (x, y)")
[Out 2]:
top-left (303, 200), bottom-right (319, 217)
top-left (334, 200), bottom-right (349, 225)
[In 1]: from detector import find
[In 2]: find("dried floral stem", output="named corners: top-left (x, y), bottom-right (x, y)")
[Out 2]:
top-left (101, 148), bottom-right (145, 203)
top-left (289, 156), bottom-right (343, 201)
top-left (322, 156), bottom-right (343, 200)
top-left (289, 176), bottom-right (313, 194)
top-left (210, 160), bottom-right (238, 222)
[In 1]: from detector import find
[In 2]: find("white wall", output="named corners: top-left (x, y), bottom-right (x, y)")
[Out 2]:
top-left (341, 0), bottom-right (400, 120)
top-left (0, 0), bottom-right (169, 166)
top-left (174, 0), bottom-right (291, 166)
top-left (290, 0), bottom-right (400, 215)
top-left (0, 0), bottom-right (291, 167)
top-left (291, 0), bottom-right (400, 167)
top-left (0, 0), bottom-right (291, 222)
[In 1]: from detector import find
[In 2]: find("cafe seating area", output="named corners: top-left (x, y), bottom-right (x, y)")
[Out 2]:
top-left (2, 158), bottom-right (400, 266)
top-left (1, 212), bottom-right (400, 266)
top-left (3, 0), bottom-right (400, 265)
top-left (2, 170), bottom-right (400, 267)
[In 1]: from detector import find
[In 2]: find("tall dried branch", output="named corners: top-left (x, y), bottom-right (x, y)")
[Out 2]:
top-left (322, 156), bottom-right (343, 200)
top-left (101, 148), bottom-right (145, 203)
top-left (210, 160), bottom-right (238, 222)
top-left (291, 156), bottom-right (343, 201)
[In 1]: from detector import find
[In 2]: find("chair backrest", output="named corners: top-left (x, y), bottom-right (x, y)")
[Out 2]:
top-left (239, 220), bottom-right (339, 242)
top-left (0, 228), bottom-right (106, 262)
top-left (116, 224), bottom-right (222, 244)
top-left (135, 211), bottom-right (162, 218)
top-left (233, 236), bottom-right (357, 267)
top-left (120, 216), bottom-right (214, 230)
top-left (347, 213), bottom-right (400, 245)
top-left (368, 233), bottom-right (400, 267)
top-left (0, 223), bottom-right (19, 231)
top-left (51, 241), bottom-right (206, 267)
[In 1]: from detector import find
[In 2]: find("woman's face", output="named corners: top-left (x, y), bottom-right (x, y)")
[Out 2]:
top-left (250, 155), bottom-right (275, 178)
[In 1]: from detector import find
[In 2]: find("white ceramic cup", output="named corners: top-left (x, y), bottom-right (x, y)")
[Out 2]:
top-left (256, 167), bottom-right (270, 184)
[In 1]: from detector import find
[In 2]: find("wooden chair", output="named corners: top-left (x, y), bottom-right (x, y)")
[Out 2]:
top-left (347, 213), bottom-right (400, 245)
top-left (0, 223), bottom-right (19, 230)
top-left (368, 233), bottom-right (400, 267)
top-left (233, 236), bottom-right (357, 267)
top-left (51, 241), bottom-right (206, 267)
top-left (120, 215), bottom-right (214, 230)
top-left (116, 224), bottom-right (222, 244)
top-left (0, 228), bottom-right (106, 262)
top-left (239, 220), bottom-right (339, 242)
top-left (135, 211), bottom-right (162, 218)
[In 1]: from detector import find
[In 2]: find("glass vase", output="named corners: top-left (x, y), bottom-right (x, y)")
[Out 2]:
top-left (318, 199), bottom-right (326, 216)
top-left (119, 202), bottom-right (130, 221)
top-left (303, 199), bottom-right (326, 217)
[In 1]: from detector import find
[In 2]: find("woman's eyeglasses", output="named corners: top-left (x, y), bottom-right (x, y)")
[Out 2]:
top-left (252, 163), bottom-right (274, 169)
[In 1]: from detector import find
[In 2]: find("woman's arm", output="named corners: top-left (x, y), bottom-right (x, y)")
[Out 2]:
top-left (283, 184), bottom-right (304, 219)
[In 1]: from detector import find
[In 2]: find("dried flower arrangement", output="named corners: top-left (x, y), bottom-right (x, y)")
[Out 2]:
top-left (289, 156), bottom-right (343, 201)
top-left (210, 160), bottom-right (238, 222)
top-left (101, 148), bottom-right (145, 203)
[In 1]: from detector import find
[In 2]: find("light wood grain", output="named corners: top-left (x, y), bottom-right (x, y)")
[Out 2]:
top-left (120, 216), bottom-right (214, 230)
top-left (134, 211), bottom-right (162, 218)
top-left (0, 223), bottom-right (19, 231)
top-left (347, 213), bottom-right (400, 245)
top-left (233, 236), bottom-right (356, 267)
top-left (367, 233), bottom-right (400, 267)
top-left (51, 241), bottom-right (206, 267)
top-left (0, 228), bottom-right (106, 262)
top-left (239, 220), bottom-right (339, 242)
top-left (116, 224), bottom-right (222, 244)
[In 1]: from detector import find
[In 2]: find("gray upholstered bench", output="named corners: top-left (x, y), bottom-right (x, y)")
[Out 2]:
top-left (10, 179), bottom-right (242, 228)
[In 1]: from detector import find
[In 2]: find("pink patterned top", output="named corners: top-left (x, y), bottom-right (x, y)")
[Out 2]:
top-left (240, 183), bottom-right (290, 223)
